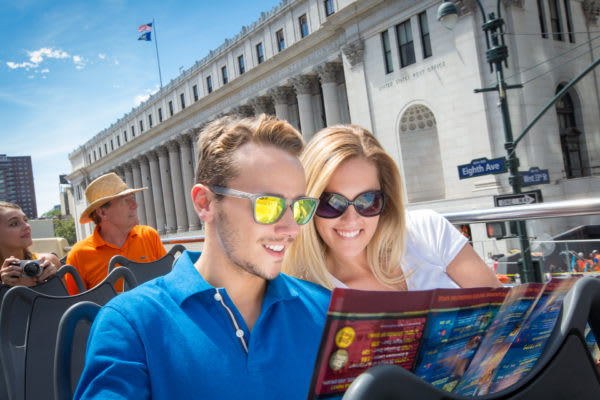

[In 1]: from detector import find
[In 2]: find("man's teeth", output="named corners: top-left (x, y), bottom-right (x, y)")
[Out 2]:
top-left (265, 244), bottom-right (284, 252)
top-left (337, 230), bottom-right (360, 238)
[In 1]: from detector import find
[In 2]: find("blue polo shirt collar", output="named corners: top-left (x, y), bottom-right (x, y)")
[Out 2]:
top-left (164, 251), bottom-right (297, 306)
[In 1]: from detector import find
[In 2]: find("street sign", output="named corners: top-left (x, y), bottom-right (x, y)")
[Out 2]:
top-left (520, 167), bottom-right (550, 186)
top-left (457, 157), bottom-right (507, 179)
top-left (494, 189), bottom-right (543, 207)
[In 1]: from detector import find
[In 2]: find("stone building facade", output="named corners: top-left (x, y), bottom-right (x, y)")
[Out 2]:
top-left (68, 0), bottom-right (600, 257)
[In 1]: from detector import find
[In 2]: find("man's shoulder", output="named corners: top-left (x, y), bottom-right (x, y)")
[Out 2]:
top-left (69, 234), bottom-right (96, 253)
top-left (132, 224), bottom-right (160, 237)
top-left (279, 273), bottom-right (331, 304)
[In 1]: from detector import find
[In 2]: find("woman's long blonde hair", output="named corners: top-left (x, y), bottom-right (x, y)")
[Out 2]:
top-left (283, 125), bottom-right (407, 289)
top-left (0, 201), bottom-right (33, 262)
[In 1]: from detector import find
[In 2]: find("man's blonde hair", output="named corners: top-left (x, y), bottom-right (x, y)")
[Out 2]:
top-left (195, 114), bottom-right (304, 187)
top-left (283, 125), bottom-right (407, 289)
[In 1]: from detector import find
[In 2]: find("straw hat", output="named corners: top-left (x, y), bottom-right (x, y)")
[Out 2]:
top-left (80, 173), bottom-right (146, 224)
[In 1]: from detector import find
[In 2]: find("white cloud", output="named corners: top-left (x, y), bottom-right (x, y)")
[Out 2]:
top-left (134, 94), bottom-right (150, 106)
top-left (114, 59), bottom-right (120, 65)
top-left (98, 53), bottom-right (106, 59)
top-left (6, 47), bottom-right (85, 72)
top-left (40, 68), bottom-right (49, 73)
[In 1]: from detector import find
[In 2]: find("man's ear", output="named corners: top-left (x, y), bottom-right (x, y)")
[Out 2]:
top-left (191, 184), bottom-right (215, 223)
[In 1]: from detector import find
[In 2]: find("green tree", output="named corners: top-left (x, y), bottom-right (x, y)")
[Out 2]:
top-left (54, 217), bottom-right (76, 245)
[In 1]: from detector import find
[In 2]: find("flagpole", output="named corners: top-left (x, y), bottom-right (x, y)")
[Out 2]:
top-left (152, 18), bottom-right (163, 89)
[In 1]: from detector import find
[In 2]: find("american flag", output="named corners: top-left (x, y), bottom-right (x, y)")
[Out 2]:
top-left (138, 22), bottom-right (153, 33)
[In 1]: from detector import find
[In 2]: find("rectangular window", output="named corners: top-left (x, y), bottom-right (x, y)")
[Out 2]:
top-left (131, 125), bottom-right (135, 137)
top-left (324, 0), bottom-right (334, 17)
top-left (168, 101), bottom-right (174, 116)
top-left (238, 55), bottom-right (245, 75)
top-left (276, 29), bottom-right (285, 52)
top-left (110, 140), bottom-right (114, 151)
top-left (117, 136), bottom-right (121, 146)
top-left (98, 147), bottom-right (102, 157)
top-left (396, 20), bottom-right (415, 68)
top-left (158, 107), bottom-right (163, 122)
top-left (180, 93), bottom-right (186, 109)
top-left (139, 120), bottom-right (144, 132)
top-left (193, 84), bottom-right (199, 101)
top-left (419, 12), bottom-right (432, 59)
top-left (537, 0), bottom-right (548, 38)
top-left (148, 114), bottom-right (153, 128)
top-left (381, 30), bottom-right (393, 74)
top-left (299, 14), bottom-right (309, 38)
top-left (93, 150), bottom-right (97, 161)
top-left (548, 0), bottom-right (563, 41)
top-left (256, 42), bottom-right (264, 64)
top-left (221, 66), bottom-right (228, 84)
top-left (207, 76), bottom-right (213, 93)
top-left (124, 130), bottom-right (128, 142)
top-left (564, 0), bottom-right (575, 43)
top-left (104, 143), bottom-right (108, 154)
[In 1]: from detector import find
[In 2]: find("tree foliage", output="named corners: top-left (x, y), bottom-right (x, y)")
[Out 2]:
top-left (53, 217), bottom-right (77, 245)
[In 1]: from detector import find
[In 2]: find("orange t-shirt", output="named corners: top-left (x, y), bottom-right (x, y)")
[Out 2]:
top-left (65, 225), bottom-right (166, 294)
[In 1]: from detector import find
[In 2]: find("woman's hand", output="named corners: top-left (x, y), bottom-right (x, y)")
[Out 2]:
top-left (35, 253), bottom-right (60, 282)
top-left (1, 256), bottom-right (37, 287)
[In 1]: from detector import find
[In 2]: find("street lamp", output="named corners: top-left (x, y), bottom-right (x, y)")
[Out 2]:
top-left (437, 1), bottom-right (537, 282)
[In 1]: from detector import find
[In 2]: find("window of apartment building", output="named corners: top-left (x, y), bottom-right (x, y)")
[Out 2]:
top-left (548, 0), bottom-right (563, 41)
top-left (148, 114), bottom-right (153, 128)
top-left (419, 12), bottom-right (432, 59)
top-left (124, 130), bottom-right (128, 142)
top-left (193, 84), bottom-right (199, 101)
top-left (256, 43), bottom-right (265, 64)
top-left (139, 120), bottom-right (144, 132)
top-left (564, 0), bottom-right (575, 43)
top-left (131, 125), bottom-right (135, 137)
top-left (222, 66), bottom-right (229, 84)
top-left (104, 143), bottom-right (107, 155)
top-left (158, 107), bottom-right (163, 122)
top-left (396, 20), bottom-right (415, 67)
top-left (117, 136), bottom-right (121, 146)
top-left (169, 100), bottom-right (174, 116)
top-left (299, 14), bottom-right (309, 38)
top-left (381, 30), bottom-right (393, 74)
top-left (94, 150), bottom-right (97, 161)
top-left (207, 76), bottom-right (213, 93)
top-left (110, 139), bottom-right (114, 151)
top-left (180, 93), bottom-right (186, 109)
top-left (238, 55), bottom-right (245, 75)
top-left (324, 0), bottom-right (334, 17)
top-left (537, 0), bottom-right (548, 38)
top-left (556, 84), bottom-right (585, 178)
top-left (276, 29), bottom-right (285, 52)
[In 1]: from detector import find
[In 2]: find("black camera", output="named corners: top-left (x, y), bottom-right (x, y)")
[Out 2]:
top-left (11, 260), bottom-right (44, 277)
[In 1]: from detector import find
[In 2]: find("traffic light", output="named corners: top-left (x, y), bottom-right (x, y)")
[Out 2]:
top-left (486, 221), bottom-right (507, 239)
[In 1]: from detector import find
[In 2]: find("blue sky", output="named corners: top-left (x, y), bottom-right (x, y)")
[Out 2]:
top-left (0, 0), bottom-right (280, 216)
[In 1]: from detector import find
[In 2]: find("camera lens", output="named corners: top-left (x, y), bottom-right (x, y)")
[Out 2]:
top-left (21, 260), bottom-right (43, 277)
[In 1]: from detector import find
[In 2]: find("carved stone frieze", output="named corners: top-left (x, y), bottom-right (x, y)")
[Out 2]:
top-left (341, 39), bottom-right (364, 67)
top-left (583, 0), bottom-right (600, 24)
top-left (289, 75), bottom-right (318, 95)
top-left (315, 62), bottom-right (343, 84)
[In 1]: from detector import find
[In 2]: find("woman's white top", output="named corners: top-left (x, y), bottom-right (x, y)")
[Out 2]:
top-left (329, 209), bottom-right (467, 290)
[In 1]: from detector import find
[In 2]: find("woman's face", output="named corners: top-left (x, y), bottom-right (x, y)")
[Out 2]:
top-left (0, 207), bottom-right (32, 252)
top-left (315, 157), bottom-right (381, 262)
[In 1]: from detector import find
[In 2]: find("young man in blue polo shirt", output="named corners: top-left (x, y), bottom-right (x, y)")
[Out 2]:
top-left (75, 115), bottom-right (331, 400)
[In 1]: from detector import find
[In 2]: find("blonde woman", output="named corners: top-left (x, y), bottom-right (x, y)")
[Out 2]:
top-left (0, 202), bottom-right (59, 287)
top-left (284, 125), bottom-right (500, 291)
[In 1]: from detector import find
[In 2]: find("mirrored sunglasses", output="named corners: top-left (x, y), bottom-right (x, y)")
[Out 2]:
top-left (316, 190), bottom-right (385, 218)
top-left (209, 186), bottom-right (319, 225)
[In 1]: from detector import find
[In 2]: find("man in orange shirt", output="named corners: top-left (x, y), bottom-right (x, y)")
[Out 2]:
top-left (66, 173), bottom-right (166, 294)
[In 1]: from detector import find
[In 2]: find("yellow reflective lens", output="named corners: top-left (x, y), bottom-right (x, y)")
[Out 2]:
top-left (293, 199), bottom-right (317, 225)
top-left (255, 196), bottom-right (285, 223)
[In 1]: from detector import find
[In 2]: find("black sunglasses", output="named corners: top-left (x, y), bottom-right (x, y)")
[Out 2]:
top-left (316, 190), bottom-right (385, 219)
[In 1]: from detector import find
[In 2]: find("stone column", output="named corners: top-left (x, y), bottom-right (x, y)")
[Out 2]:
top-left (316, 62), bottom-right (343, 126)
top-left (148, 150), bottom-right (166, 234)
top-left (114, 167), bottom-right (125, 181)
top-left (250, 96), bottom-right (273, 116)
top-left (167, 140), bottom-right (189, 233)
top-left (268, 86), bottom-right (293, 122)
top-left (130, 159), bottom-right (147, 226)
top-left (178, 134), bottom-right (201, 231)
top-left (157, 145), bottom-right (177, 234)
top-left (139, 155), bottom-right (157, 229)
top-left (290, 75), bottom-right (318, 139)
top-left (123, 163), bottom-right (134, 189)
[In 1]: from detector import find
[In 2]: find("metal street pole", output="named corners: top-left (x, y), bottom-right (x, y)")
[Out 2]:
top-left (439, 1), bottom-right (535, 281)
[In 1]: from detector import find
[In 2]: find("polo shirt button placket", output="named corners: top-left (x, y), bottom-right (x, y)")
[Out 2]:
top-left (214, 292), bottom-right (223, 302)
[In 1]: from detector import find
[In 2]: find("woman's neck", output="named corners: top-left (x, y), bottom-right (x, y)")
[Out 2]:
top-left (326, 250), bottom-right (406, 291)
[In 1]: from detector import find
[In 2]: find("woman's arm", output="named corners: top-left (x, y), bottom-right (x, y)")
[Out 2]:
top-left (446, 243), bottom-right (502, 288)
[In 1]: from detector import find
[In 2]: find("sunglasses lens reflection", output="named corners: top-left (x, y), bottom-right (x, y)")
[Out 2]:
top-left (316, 191), bottom-right (384, 218)
top-left (255, 196), bottom-right (286, 224)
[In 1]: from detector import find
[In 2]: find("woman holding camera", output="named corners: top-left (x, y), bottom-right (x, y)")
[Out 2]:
top-left (0, 201), bottom-right (59, 287)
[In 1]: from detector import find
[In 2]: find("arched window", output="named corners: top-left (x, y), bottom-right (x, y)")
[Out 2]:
top-left (555, 85), bottom-right (584, 178)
